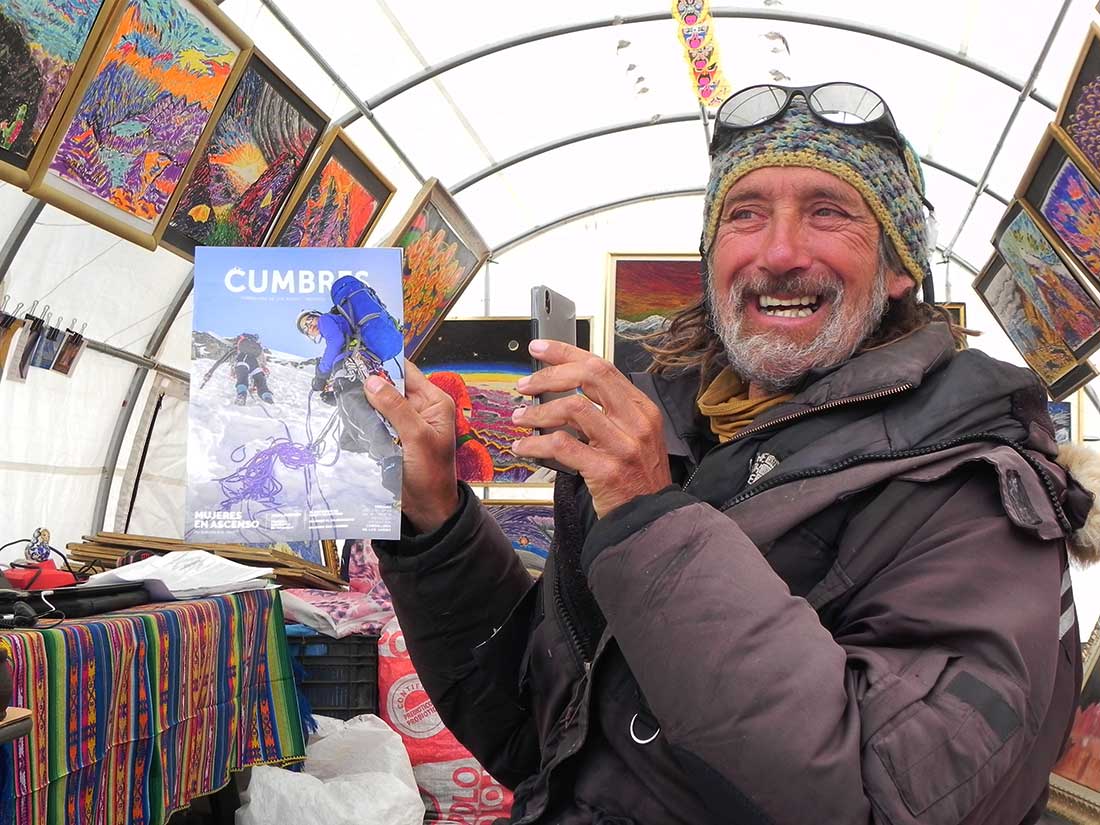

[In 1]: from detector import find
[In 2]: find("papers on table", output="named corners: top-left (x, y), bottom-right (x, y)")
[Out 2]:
top-left (88, 551), bottom-right (274, 601)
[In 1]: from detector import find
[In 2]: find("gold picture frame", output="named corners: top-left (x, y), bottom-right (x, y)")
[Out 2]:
top-left (937, 302), bottom-right (967, 328)
top-left (1049, 616), bottom-right (1100, 821)
top-left (1056, 21), bottom-right (1100, 183)
top-left (0, 0), bottom-right (123, 188)
top-left (1017, 124), bottom-right (1100, 295)
top-left (605, 252), bottom-right (702, 374)
top-left (265, 126), bottom-right (395, 250)
top-left (26, 0), bottom-right (253, 250)
top-left (384, 177), bottom-right (491, 361)
top-left (158, 48), bottom-right (329, 260)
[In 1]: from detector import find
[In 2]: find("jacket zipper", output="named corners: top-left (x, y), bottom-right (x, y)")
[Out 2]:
top-left (549, 555), bottom-right (592, 672)
top-left (717, 430), bottom-right (1074, 532)
top-left (682, 382), bottom-right (914, 494)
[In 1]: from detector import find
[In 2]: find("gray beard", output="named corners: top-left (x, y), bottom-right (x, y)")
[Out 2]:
top-left (706, 263), bottom-right (889, 393)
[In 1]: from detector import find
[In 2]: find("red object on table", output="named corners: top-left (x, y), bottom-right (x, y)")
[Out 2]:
top-left (5, 561), bottom-right (77, 590)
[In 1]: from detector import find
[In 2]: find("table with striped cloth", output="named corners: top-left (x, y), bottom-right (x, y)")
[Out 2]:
top-left (0, 589), bottom-right (305, 825)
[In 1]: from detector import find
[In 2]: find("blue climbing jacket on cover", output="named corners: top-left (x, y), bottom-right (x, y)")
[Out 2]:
top-left (317, 276), bottom-right (403, 376)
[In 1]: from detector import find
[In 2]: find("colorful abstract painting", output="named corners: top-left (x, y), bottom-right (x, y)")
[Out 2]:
top-left (164, 56), bottom-right (324, 254)
top-left (400, 202), bottom-right (483, 358)
top-left (484, 503), bottom-right (554, 576)
top-left (612, 256), bottom-right (702, 373)
top-left (46, 0), bottom-right (239, 222)
top-left (270, 133), bottom-right (391, 249)
top-left (1062, 35), bottom-right (1100, 177)
top-left (1041, 157), bottom-right (1100, 283)
top-left (978, 256), bottom-right (1078, 387)
top-left (417, 318), bottom-right (591, 485)
top-left (0, 0), bottom-right (109, 166)
top-left (995, 206), bottom-right (1100, 355)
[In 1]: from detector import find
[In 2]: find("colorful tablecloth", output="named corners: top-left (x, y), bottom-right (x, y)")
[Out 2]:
top-left (0, 589), bottom-right (305, 825)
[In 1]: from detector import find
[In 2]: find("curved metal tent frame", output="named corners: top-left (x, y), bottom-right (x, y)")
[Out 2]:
top-left (0, 4), bottom-right (1075, 529)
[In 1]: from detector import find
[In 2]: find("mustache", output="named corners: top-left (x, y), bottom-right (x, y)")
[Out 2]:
top-left (721, 271), bottom-right (845, 310)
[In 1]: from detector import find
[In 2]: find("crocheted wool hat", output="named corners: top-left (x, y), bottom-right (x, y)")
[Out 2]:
top-left (700, 97), bottom-right (932, 285)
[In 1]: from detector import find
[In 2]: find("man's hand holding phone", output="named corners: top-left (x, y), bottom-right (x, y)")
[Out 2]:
top-left (512, 339), bottom-right (672, 518)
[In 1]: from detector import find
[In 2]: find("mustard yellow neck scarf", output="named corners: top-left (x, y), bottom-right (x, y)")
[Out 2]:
top-left (697, 368), bottom-right (794, 443)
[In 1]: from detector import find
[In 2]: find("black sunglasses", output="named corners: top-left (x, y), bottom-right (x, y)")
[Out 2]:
top-left (711, 82), bottom-right (933, 210)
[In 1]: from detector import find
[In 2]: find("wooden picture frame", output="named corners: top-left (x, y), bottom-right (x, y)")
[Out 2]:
top-left (991, 201), bottom-right (1100, 362)
top-left (26, 0), bottom-right (252, 250)
top-left (383, 177), bottom-right (490, 361)
top-left (1018, 124), bottom-right (1100, 293)
top-left (937, 302), bottom-right (967, 327)
top-left (266, 126), bottom-right (393, 249)
top-left (159, 49), bottom-right (328, 259)
top-left (606, 253), bottom-right (703, 374)
top-left (1056, 21), bottom-right (1100, 184)
top-left (0, 0), bottom-right (122, 188)
top-left (1049, 617), bottom-right (1100, 821)
top-left (482, 500), bottom-right (555, 577)
top-left (972, 252), bottom-right (1099, 401)
top-left (415, 316), bottom-right (593, 487)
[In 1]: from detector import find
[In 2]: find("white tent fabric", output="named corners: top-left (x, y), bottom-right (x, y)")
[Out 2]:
top-left (3, 0), bottom-right (1100, 632)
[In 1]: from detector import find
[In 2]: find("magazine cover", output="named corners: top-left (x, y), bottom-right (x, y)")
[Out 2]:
top-left (188, 246), bottom-right (404, 542)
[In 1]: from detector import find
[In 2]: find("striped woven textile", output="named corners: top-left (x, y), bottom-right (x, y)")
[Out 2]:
top-left (0, 590), bottom-right (305, 825)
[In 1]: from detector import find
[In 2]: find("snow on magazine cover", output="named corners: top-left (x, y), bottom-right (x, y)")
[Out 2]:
top-left (188, 247), bottom-right (404, 543)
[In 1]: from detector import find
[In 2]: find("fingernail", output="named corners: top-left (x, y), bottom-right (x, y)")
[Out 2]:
top-left (511, 440), bottom-right (523, 453)
top-left (511, 406), bottom-right (527, 422)
top-left (529, 339), bottom-right (548, 355)
top-left (366, 376), bottom-right (385, 393)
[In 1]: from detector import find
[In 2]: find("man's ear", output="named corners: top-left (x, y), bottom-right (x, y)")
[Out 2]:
top-left (887, 272), bottom-right (915, 301)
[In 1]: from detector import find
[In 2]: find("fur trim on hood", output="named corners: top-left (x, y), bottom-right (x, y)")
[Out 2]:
top-left (1057, 443), bottom-right (1100, 565)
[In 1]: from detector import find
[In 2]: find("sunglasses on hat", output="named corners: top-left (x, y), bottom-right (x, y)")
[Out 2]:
top-left (711, 82), bottom-right (933, 210)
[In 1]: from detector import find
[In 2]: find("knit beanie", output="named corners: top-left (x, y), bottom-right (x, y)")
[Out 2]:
top-left (700, 97), bottom-right (932, 285)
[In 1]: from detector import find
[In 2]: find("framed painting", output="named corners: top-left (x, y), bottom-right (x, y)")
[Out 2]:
top-left (1047, 391), bottom-right (1084, 446)
top-left (937, 302), bottom-right (966, 327)
top-left (160, 49), bottom-right (327, 259)
top-left (606, 253), bottom-right (703, 374)
top-left (1018, 125), bottom-right (1100, 293)
top-left (992, 201), bottom-right (1100, 362)
top-left (483, 501), bottom-right (554, 577)
top-left (26, 0), bottom-right (251, 250)
top-left (973, 253), bottom-right (1099, 401)
top-left (384, 177), bottom-right (490, 361)
top-left (1057, 22), bottom-right (1100, 182)
top-left (416, 316), bottom-right (592, 486)
top-left (266, 126), bottom-right (393, 250)
top-left (1049, 618), bottom-right (1100, 821)
top-left (0, 0), bottom-right (121, 187)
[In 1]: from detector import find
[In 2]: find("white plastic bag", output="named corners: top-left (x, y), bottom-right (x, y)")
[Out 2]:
top-left (236, 714), bottom-right (425, 825)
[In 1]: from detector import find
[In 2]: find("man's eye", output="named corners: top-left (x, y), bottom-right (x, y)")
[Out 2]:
top-left (729, 208), bottom-right (756, 220)
top-left (814, 206), bottom-right (846, 218)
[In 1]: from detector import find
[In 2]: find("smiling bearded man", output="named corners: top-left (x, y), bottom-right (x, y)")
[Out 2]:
top-left (364, 84), bottom-right (1100, 825)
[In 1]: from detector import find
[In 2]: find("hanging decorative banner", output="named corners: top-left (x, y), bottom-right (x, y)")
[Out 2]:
top-left (671, 0), bottom-right (731, 108)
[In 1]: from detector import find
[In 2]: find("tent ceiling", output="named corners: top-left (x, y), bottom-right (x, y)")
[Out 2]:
top-left (0, 0), bottom-right (1096, 359)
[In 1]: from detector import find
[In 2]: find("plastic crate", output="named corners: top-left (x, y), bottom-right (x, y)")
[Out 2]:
top-left (285, 625), bottom-right (380, 720)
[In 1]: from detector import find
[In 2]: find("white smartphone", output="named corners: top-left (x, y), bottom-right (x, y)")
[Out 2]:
top-left (530, 286), bottom-right (580, 474)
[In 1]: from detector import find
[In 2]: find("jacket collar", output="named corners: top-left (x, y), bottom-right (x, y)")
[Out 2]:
top-left (634, 322), bottom-right (958, 459)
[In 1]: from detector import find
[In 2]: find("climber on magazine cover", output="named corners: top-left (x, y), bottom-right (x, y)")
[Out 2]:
top-left (296, 275), bottom-right (403, 495)
top-left (200, 332), bottom-right (274, 405)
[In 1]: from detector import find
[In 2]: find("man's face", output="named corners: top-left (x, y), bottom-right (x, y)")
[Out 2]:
top-left (708, 166), bottom-right (913, 391)
top-left (305, 316), bottom-right (320, 340)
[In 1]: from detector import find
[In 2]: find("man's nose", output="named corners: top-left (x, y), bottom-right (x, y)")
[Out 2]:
top-left (759, 211), bottom-right (813, 275)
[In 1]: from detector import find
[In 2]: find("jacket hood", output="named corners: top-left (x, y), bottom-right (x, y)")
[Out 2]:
top-left (637, 322), bottom-right (1100, 563)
